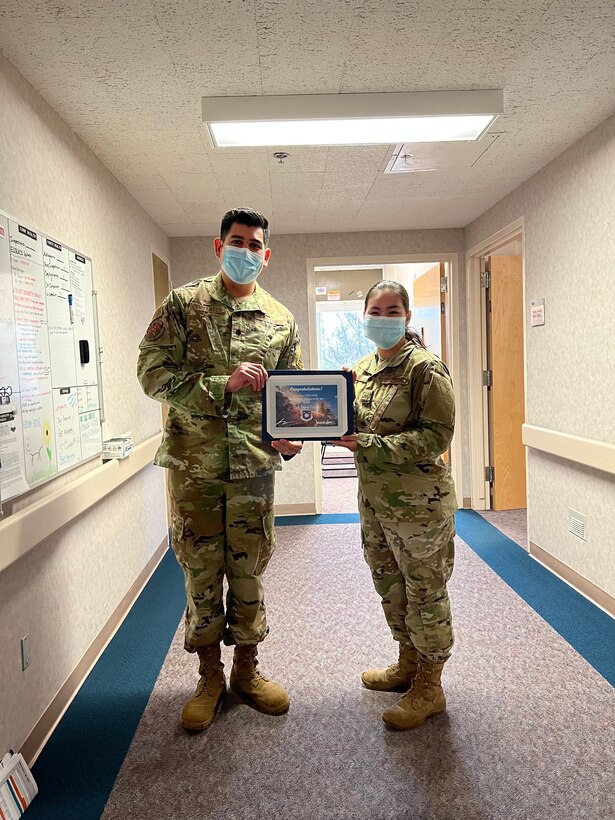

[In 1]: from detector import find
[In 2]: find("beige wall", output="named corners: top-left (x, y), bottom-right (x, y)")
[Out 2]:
top-left (170, 229), bottom-right (466, 506)
top-left (0, 55), bottom-right (170, 752)
top-left (465, 113), bottom-right (615, 597)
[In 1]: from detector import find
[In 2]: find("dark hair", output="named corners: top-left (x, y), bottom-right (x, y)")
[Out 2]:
top-left (364, 280), bottom-right (427, 349)
top-left (220, 208), bottom-right (270, 246)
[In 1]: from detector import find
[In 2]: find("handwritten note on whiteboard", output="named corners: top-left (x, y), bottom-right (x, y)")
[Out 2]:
top-left (0, 207), bottom-right (103, 502)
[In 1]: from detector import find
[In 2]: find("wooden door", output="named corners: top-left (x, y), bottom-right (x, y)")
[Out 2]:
top-left (152, 254), bottom-right (170, 431)
top-left (152, 254), bottom-right (172, 525)
top-left (486, 255), bottom-right (526, 510)
top-left (152, 253), bottom-right (170, 309)
top-left (439, 262), bottom-right (448, 364)
top-left (438, 262), bottom-right (449, 463)
top-left (412, 264), bottom-right (442, 358)
top-left (412, 262), bottom-right (449, 461)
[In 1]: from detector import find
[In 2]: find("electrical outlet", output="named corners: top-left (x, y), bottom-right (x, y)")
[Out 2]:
top-left (21, 634), bottom-right (31, 670)
top-left (568, 508), bottom-right (587, 541)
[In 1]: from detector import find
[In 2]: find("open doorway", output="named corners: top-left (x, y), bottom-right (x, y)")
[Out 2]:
top-left (309, 255), bottom-right (460, 515)
top-left (316, 296), bottom-right (371, 485)
top-left (467, 222), bottom-right (528, 548)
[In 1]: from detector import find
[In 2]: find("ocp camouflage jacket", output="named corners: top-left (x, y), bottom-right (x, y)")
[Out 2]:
top-left (353, 342), bottom-right (457, 523)
top-left (137, 273), bottom-right (303, 480)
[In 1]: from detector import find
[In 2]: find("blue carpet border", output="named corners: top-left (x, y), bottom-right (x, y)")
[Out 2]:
top-left (276, 512), bottom-right (360, 526)
top-left (453, 509), bottom-right (614, 686)
top-left (26, 508), bottom-right (613, 819)
top-left (27, 550), bottom-right (185, 820)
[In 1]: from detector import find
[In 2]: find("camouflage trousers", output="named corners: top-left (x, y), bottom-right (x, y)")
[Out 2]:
top-left (359, 493), bottom-right (455, 664)
top-left (168, 470), bottom-right (276, 652)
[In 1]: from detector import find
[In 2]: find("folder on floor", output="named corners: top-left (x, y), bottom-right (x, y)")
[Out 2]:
top-left (0, 751), bottom-right (38, 819)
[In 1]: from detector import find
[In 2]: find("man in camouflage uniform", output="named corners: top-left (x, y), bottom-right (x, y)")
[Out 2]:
top-left (335, 282), bottom-right (456, 730)
top-left (137, 208), bottom-right (303, 731)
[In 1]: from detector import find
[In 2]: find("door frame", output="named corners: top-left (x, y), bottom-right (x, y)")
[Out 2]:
top-left (466, 218), bottom-right (526, 510)
top-left (306, 252), bottom-right (462, 512)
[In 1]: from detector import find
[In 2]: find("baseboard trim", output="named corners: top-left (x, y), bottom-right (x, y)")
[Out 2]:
top-left (20, 538), bottom-right (169, 767)
top-left (275, 502), bottom-right (317, 517)
top-left (529, 541), bottom-right (615, 618)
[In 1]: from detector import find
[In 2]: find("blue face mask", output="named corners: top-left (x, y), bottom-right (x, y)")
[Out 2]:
top-left (363, 316), bottom-right (406, 350)
top-left (221, 246), bottom-right (264, 285)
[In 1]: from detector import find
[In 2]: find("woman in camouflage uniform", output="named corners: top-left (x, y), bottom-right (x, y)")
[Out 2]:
top-left (335, 280), bottom-right (456, 730)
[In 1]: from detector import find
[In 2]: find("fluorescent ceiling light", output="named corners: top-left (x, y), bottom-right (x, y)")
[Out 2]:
top-left (202, 90), bottom-right (503, 148)
top-left (209, 116), bottom-right (495, 147)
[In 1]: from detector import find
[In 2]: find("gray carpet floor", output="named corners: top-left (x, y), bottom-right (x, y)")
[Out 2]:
top-left (477, 509), bottom-right (528, 551)
top-left (321, 481), bottom-right (529, 555)
top-left (101, 522), bottom-right (614, 820)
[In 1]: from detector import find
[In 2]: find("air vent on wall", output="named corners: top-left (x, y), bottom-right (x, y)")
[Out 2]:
top-left (568, 508), bottom-right (587, 541)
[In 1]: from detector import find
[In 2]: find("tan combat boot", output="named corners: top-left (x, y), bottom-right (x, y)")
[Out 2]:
top-left (181, 644), bottom-right (226, 731)
top-left (362, 643), bottom-right (419, 691)
top-left (230, 645), bottom-right (290, 715)
top-left (382, 658), bottom-right (446, 730)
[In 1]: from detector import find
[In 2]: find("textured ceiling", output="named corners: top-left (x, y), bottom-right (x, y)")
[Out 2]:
top-left (0, 0), bottom-right (614, 236)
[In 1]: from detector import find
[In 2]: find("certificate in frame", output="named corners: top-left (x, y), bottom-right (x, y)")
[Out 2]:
top-left (262, 370), bottom-right (354, 441)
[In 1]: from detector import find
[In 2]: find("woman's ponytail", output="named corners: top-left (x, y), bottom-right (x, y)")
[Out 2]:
top-left (405, 326), bottom-right (427, 349)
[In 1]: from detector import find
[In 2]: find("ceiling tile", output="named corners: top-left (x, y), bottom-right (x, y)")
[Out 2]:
top-left (268, 147), bottom-right (330, 173)
top-left (1, 0), bottom-right (613, 235)
top-left (154, 4), bottom-right (263, 97)
top-left (270, 172), bottom-right (324, 194)
top-left (339, 0), bottom-right (456, 93)
top-left (255, 0), bottom-right (355, 94)
top-left (325, 145), bottom-right (390, 168)
top-left (0, 1), bottom-right (151, 19)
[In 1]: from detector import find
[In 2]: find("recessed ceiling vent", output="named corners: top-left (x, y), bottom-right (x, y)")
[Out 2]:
top-left (385, 132), bottom-right (502, 174)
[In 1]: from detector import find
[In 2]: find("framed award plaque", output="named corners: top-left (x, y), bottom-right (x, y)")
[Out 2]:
top-left (262, 370), bottom-right (354, 441)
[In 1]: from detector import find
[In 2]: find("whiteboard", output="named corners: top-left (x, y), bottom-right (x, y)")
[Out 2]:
top-left (0, 208), bottom-right (103, 503)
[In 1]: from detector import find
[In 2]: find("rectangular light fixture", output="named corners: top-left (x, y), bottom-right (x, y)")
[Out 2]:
top-left (202, 90), bottom-right (503, 148)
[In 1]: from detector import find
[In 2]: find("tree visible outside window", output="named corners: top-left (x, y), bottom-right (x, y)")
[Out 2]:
top-left (317, 310), bottom-right (374, 370)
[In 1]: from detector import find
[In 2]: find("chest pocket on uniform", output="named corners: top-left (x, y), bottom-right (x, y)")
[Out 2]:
top-left (250, 317), bottom-right (287, 363)
top-left (185, 303), bottom-right (228, 369)
top-left (250, 317), bottom-right (280, 341)
top-left (369, 376), bottom-right (410, 431)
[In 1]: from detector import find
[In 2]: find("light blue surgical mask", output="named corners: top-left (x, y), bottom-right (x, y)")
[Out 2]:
top-left (221, 246), bottom-right (264, 285)
top-left (363, 316), bottom-right (406, 350)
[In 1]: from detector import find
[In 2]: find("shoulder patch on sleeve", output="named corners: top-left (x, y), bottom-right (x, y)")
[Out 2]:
top-left (145, 316), bottom-right (165, 341)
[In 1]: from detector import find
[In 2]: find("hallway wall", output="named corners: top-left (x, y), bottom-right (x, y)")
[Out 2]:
top-left (0, 54), bottom-right (170, 752)
top-left (170, 229), bottom-right (466, 507)
top-left (465, 113), bottom-right (615, 598)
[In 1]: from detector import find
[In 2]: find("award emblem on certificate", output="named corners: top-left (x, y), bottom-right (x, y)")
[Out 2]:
top-left (262, 370), bottom-right (354, 441)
